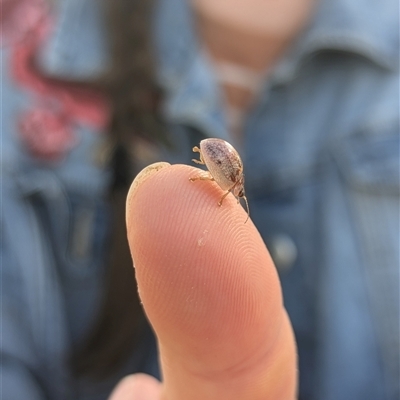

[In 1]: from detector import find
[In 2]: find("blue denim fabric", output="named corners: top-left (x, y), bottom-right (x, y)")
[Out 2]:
top-left (154, 0), bottom-right (399, 399)
top-left (1, 0), bottom-right (399, 399)
top-left (1, 1), bottom-right (158, 399)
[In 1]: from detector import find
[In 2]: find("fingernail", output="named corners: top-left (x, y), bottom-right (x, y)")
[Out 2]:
top-left (127, 162), bottom-right (171, 201)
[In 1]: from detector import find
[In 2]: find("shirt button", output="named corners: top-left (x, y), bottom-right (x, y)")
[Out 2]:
top-left (269, 234), bottom-right (298, 272)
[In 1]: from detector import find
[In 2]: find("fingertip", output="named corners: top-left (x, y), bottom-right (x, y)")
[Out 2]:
top-left (127, 162), bottom-right (282, 357)
top-left (126, 162), bottom-right (171, 231)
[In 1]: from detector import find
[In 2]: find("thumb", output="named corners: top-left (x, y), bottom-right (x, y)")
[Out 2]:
top-left (126, 162), bottom-right (297, 400)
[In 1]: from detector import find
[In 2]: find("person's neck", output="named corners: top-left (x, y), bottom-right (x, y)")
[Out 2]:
top-left (193, 0), bottom-right (316, 73)
top-left (192, 0), bottom-right (316, 140)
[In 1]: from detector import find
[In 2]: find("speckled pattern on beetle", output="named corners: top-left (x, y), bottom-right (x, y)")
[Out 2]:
top-left (189, 138), bottom-right (250, 222)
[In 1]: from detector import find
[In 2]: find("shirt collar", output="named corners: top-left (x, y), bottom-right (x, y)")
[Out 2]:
top-left (314, 0), bottom-right (398, 68)
top-left (272, 0), bottom-right (399, 82)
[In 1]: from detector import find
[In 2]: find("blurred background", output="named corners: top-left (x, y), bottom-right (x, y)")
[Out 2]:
top-left (1, 0), bottom-right (399, 399)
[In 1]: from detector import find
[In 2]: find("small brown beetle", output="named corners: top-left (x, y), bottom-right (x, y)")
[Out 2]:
top-left (189, 138), bottom-right (250, 222)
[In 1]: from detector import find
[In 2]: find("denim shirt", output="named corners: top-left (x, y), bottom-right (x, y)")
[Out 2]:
top-left (1, 0), bottom-right (399, 400)
top-left (154, 0), bottom-right (399, 399)
top-left (1, 1), bottom-right (159, 399)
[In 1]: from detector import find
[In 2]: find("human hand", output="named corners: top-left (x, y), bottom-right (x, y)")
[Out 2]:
top-left (109, 162), bottom-right (297, 400)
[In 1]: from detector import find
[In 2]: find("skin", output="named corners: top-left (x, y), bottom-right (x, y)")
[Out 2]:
top-left (110, 163), bottom-right (297, 400)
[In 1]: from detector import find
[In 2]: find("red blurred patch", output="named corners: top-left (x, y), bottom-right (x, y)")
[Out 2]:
top-left (0, 0), bottom-right (48, 46)
top-left (18, 107), bottom-right (77, 162)
top-left (4, 0), bottom-right (110, 161)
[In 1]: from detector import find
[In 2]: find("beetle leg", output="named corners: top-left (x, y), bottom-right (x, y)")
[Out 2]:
top-left (189, 172), bottom-right (215, 182)
top-left (192, 146), bottom-right (205, 165)
top-left (242, 195), bottom-right (250, 223)
top-left (218, 190), bottom-right (231, 206)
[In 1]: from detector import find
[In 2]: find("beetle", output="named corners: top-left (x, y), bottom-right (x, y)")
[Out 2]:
top-left (189, 138), bottom-right (250, 222)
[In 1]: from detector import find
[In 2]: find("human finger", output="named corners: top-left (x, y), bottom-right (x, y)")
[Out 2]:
top-left (126, 162), bottom-right (297, 400)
